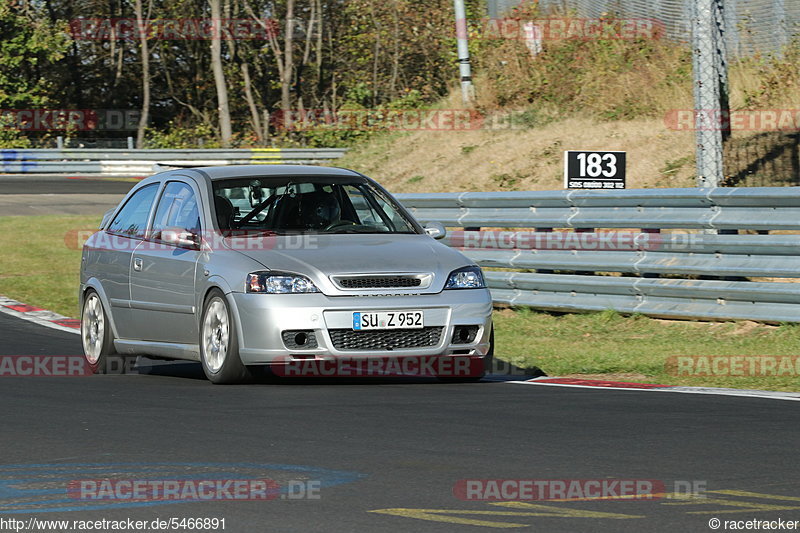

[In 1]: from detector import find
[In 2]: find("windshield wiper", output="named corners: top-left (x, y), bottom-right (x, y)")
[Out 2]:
top-left (329, 227), bottom-right (388, 234)
top-left (221, 229), bottom-right (278, 237)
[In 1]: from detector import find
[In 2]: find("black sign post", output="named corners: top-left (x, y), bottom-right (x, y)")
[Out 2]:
top-left (564, 150), bottom-right (626, 189)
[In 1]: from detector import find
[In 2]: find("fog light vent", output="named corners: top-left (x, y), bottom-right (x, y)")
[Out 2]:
top-left (452, 326), bottom-right (479, 345)
top-left (282, 330), bottom-right (318, 350)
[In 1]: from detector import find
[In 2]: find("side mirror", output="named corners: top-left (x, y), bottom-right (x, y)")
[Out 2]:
top-left (161, 227), bottom-right (200, 249)
top-left (424, 221), bottom-right (446, 240)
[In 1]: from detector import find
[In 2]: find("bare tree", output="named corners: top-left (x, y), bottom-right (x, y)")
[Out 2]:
top-left (244, 0), bottom-right (295, 128)
top-left (282, 0), bottom-right (295, 127)
top-left (295, 0), bottom-right (316, 111)
top-left (241, 62), bottom-right (264, 143)
top-left (133, 0), bottom-right (151, 148)
top-left (223, 0), bottom-right (263, 143)
top-left (368, 1), bottom-right (382, 107)
top-left (210, 0), bottom-right (233, 146)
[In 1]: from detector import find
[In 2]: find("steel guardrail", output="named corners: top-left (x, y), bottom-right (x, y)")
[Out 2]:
top-left (0, 148), bottom-right (348, 174)
top-left (396, 187), bottom-right (800, 322)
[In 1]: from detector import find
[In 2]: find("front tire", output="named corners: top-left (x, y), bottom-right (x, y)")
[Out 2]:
top-left (200, 289), bottom-right (250, 384)
top-left (81, 290), bottom-right (117, 374)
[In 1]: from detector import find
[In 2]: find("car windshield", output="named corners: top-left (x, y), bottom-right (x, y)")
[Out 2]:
top-left (211, 176), bottom-right (418, 234)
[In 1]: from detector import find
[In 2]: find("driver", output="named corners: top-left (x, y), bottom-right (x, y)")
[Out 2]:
top-left (300, 190), bottom-right (342, 229)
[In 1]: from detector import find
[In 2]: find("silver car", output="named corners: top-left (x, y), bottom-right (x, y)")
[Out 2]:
top-left (79, 165), bottom-right (493, 383)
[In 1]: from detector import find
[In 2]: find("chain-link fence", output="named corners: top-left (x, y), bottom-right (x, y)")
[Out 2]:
top-left (723, 133), bottom-right (800, 186)
top-left (489, 0), bottom-right (800, 57)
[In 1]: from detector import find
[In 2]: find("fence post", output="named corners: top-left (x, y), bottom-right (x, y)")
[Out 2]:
top-left (453, 0), bottom-right (474, 105)
top-left (774, 0), bottom-right (788, 52)
top-left (692, 0), bottom-right (728, 188)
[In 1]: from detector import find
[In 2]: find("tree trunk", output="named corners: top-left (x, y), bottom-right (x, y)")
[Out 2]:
top-left (282, 0), bottom-right (295, 128)
top-left (133, 0), bottom-right (150, 149)
top-left (369, 3), bottom-right (382, 107)
top-left (241, 62), bottom-right (263, 143)
top-left (210, 0), bottom-right (233, 147)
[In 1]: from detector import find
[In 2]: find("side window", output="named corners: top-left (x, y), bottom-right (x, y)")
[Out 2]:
top-left (151, 181), bottom-right (201, 240)
top-left (342, 184), bottom-right (411, 231)
top-left (107, 184), bottom-right (159, 239)
top-left (343, 186), bottom-right (381, 226)
top-left (371, 193), bottom-right (410, 230)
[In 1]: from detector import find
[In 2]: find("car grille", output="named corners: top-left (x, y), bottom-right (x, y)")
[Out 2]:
top-left (336, 276), bottom-right (423, 289)
top-left (328, 327), bottom-right (443, 351)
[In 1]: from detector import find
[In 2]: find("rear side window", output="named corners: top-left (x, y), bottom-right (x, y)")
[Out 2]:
top-left (151, 181), bottom-right (201, 240)
top-left (107, 184), bottom-right (159, 239)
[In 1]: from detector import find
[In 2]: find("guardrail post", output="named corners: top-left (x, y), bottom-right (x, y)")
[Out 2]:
top-left (574, 228), bottom-right (594, 276)
top-left (716, 228), bottom-right (746, 282)
top-left (536, 227), bottom-right (554, 274)
top-left (641, 229), bottom-right (660, 278)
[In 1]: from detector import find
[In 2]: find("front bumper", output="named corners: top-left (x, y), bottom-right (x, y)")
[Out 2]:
top-left (230, 289), bottom-right (493, 365)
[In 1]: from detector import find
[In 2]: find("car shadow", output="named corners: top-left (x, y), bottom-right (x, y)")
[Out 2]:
top-left (129, 357), bottom-right (545, 385)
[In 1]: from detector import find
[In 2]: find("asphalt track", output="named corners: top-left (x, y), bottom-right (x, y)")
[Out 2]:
top-left (1, 311), bottom-right (799, 532)
top-left (0, 174), bottom-right (140, 195)
top-left (0, 174), bottom-right (138, 215)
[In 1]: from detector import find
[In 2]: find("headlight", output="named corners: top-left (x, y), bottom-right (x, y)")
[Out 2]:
top-left (445, 266), bottom-right (485, 289)
top-left (246, 271), bottom-right (320, 294)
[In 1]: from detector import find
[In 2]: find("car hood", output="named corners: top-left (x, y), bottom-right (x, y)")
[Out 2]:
top-left (229, 233), bottom-right (473, 294)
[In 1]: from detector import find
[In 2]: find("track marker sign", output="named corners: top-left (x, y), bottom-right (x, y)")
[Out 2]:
top-left (564, 150), bottom-right (626, 189)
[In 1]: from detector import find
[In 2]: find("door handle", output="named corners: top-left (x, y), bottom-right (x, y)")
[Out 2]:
top-left (133, 257), bottom-right (143, 272)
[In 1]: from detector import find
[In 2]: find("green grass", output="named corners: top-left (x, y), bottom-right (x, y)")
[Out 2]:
top-left (0, 215), bottom-right (101, 317)
top-left (497, 308), bottom-right (800, 392)
top-left (1, 215), bottom-right (798, 392)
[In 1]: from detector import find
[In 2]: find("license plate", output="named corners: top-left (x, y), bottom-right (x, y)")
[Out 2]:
top-left (352, 311), bottom-right (424, 330)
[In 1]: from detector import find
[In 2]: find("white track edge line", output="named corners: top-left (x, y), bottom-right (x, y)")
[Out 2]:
top-left (510, 379), bottom-right (800, 402)
top-left (0, 305), bottom-right (81, 335)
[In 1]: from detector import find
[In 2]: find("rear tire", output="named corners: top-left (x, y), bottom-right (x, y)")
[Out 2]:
top-left (200, 289), bottom-right (250, 384)
top-left (81, 290), bottom-right (117, 374)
